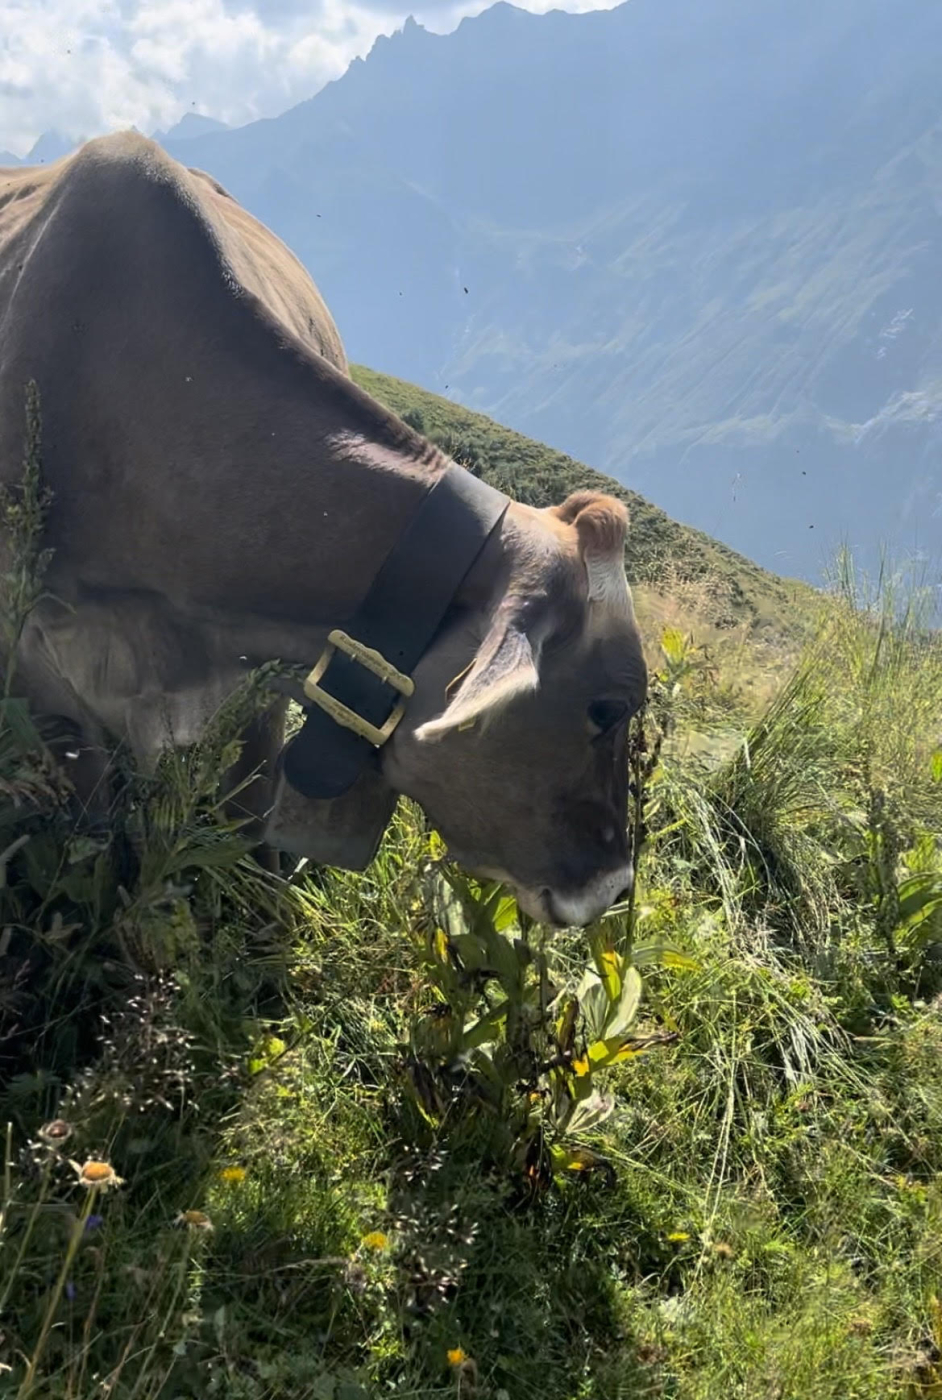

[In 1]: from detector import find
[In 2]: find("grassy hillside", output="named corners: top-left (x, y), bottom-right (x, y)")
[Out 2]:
top-left (1, 404), bottom-right (940, 1396)
top-left (353, 364), bottom-right (815, 644)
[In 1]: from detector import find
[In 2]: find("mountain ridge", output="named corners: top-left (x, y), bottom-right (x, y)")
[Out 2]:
top-left (156, 0), bottom-right (942, 587)
top-left (7, 1), bottom-right (941, 587)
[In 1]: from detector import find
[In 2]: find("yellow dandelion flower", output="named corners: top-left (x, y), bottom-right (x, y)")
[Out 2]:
top-left (174, 1210), bottom-right (214, 1232)
top-left (218, 1166), bottom-right (247, 1183)
top-left (72, 1159), bottom-right (124, 1191)
top-left (361, 1230), bottom-right (389, 1251)
top-left (447, 1348), bottom-right (467, 1367)
top-left (572, 1057), bottom-right (590, 1076)
top-left (667, 1231), bottom-right (690, 1243)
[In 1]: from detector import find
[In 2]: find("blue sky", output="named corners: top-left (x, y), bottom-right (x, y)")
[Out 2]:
top-left (0, 0), bottom-right (621, 156)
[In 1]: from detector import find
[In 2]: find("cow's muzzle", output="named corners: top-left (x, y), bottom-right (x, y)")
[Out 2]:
top-left (517, 865), bottom-right (634, 928)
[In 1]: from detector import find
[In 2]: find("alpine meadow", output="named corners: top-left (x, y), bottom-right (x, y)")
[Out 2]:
top-left (0, 366), bottom-right (940, 1400)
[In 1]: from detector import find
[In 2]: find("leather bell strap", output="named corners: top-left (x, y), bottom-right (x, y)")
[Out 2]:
top-left (281, 464), bottom-right (510, 800)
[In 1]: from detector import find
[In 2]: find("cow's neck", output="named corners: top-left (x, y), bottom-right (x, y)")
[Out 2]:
top-left (185, 429), bottom-right (518, 674)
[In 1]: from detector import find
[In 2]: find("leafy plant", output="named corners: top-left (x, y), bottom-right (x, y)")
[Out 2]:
top-left (0, 380), bottom-right (55, 684)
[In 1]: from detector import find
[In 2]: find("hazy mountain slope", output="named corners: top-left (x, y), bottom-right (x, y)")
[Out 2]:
top-left (98, 0), bottom-right (930, 585)
top-left (352, 363), bottom-right (815, 641)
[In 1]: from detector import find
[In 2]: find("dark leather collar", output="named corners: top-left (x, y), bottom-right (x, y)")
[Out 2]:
top-left (281, 463), bottom-right (510, 801)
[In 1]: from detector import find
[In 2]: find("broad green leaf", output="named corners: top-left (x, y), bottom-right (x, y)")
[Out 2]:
top-left (931, 749), bottom-right (942, 783)
top-left (897, 872), bottom-right (942, 928)
top-left (584, 1035), bottom-right (651, 1070)
top-left (549, 1144), bottom-right (605, 1174)
top-left (594, 944), bottom-right (622, 1002)
top-left (579, 1030), bottom-right (669, 1069)
top-left (462, 1002), bottom-right (509, 1050)
top-left (555, 996), bottom-right (578, 1056)
top-left (450, 931), bottom-right (488, 970)
top-left (605, 965), bottom-right (642, 1039)
top-left (564, 1088), bottom-right (615, 1135)
top-left (484, 929), bottom-right (524, 989)
top-left (580, 980), bottom-right (611, 1042)
top-left (491, 893), bottom-right (520, 932)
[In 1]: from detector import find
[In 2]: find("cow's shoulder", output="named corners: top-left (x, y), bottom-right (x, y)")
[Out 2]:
top-left (15, 131), bottom-right (347, 372)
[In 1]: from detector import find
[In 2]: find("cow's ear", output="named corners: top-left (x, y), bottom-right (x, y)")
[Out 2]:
top-left (550, 491), bottom-right (632, 618)
top-left (415, 602), bottom-right (540, 742)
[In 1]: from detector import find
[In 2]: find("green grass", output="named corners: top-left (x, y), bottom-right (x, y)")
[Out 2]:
top-left (1, 387), bottom-right (941, 1399)
top-left (1, 549), bottom-right (940, 1399)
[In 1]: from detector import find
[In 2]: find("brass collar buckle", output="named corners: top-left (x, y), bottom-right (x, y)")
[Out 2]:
top-left (303, 629), bottom-right (415, 748)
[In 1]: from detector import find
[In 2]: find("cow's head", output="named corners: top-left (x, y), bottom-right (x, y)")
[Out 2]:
top-left (379, 489), bottom-right (647, 926)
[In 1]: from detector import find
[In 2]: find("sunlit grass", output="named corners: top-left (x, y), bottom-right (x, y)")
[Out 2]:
top-left (0, 419), bottom-right (939, 1399)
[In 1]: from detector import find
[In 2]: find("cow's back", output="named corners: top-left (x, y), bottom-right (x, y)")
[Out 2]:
top-left (0, 133), bottom-right (347, 384)
top-left (0, 132), bottom-right (366, 613)
top-left (176, 162), bottom-right (348, 376)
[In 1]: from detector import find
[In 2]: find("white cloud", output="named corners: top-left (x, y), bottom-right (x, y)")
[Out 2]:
top-left (0, 0), bottom-right (615, 157)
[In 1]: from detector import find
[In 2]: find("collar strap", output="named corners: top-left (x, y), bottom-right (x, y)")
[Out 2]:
top-left (281, 463), bottom-right (510, 801)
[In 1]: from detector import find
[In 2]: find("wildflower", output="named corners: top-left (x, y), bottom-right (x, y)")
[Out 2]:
top-left (84, 1214), bottom-right (104, 1234)
top-left (218, 1166), bottom-right (246, 1183)
top-left (39, 1118), bottom-right (72, 1146)
top-left (451, 1352), bottom-right (478, 1393)
top-left (71, 1159), bottom-right (124, 1191)
top-left (65, 1280), bottom-right (76, 1301)
top-left (174, 1209), bottom-right (214, 1232)
top-left (712, 1241), bottom-right (735, 1260)
top-left (667, 1231), bottom-right (690, 1243)
top-left (447, 1348), bottom-right (467, 1367)
top-left (361, 1230), bottom-right (389, 1251)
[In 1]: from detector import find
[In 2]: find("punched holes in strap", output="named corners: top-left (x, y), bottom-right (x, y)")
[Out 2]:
top-left (281, 464), bottom-right (509, 802)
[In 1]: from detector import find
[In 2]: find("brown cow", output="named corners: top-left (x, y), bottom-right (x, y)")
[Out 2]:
top-left (0, 132), bottom-right (646, 927)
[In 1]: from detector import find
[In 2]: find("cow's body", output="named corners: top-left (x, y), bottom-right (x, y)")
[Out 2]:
top-left (0, 132), bottom-right (647, 926)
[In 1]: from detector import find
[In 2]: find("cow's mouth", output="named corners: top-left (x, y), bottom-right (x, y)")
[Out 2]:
top-left (514, 873), bottom-right (634, 928)
top-left (439, 846), bottom-right (632, 929)
top-left (514, 886), bottom-right (563, 926)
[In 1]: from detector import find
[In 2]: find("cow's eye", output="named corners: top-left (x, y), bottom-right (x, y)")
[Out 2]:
top-left (587, 699), bottom-right (629, 734)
